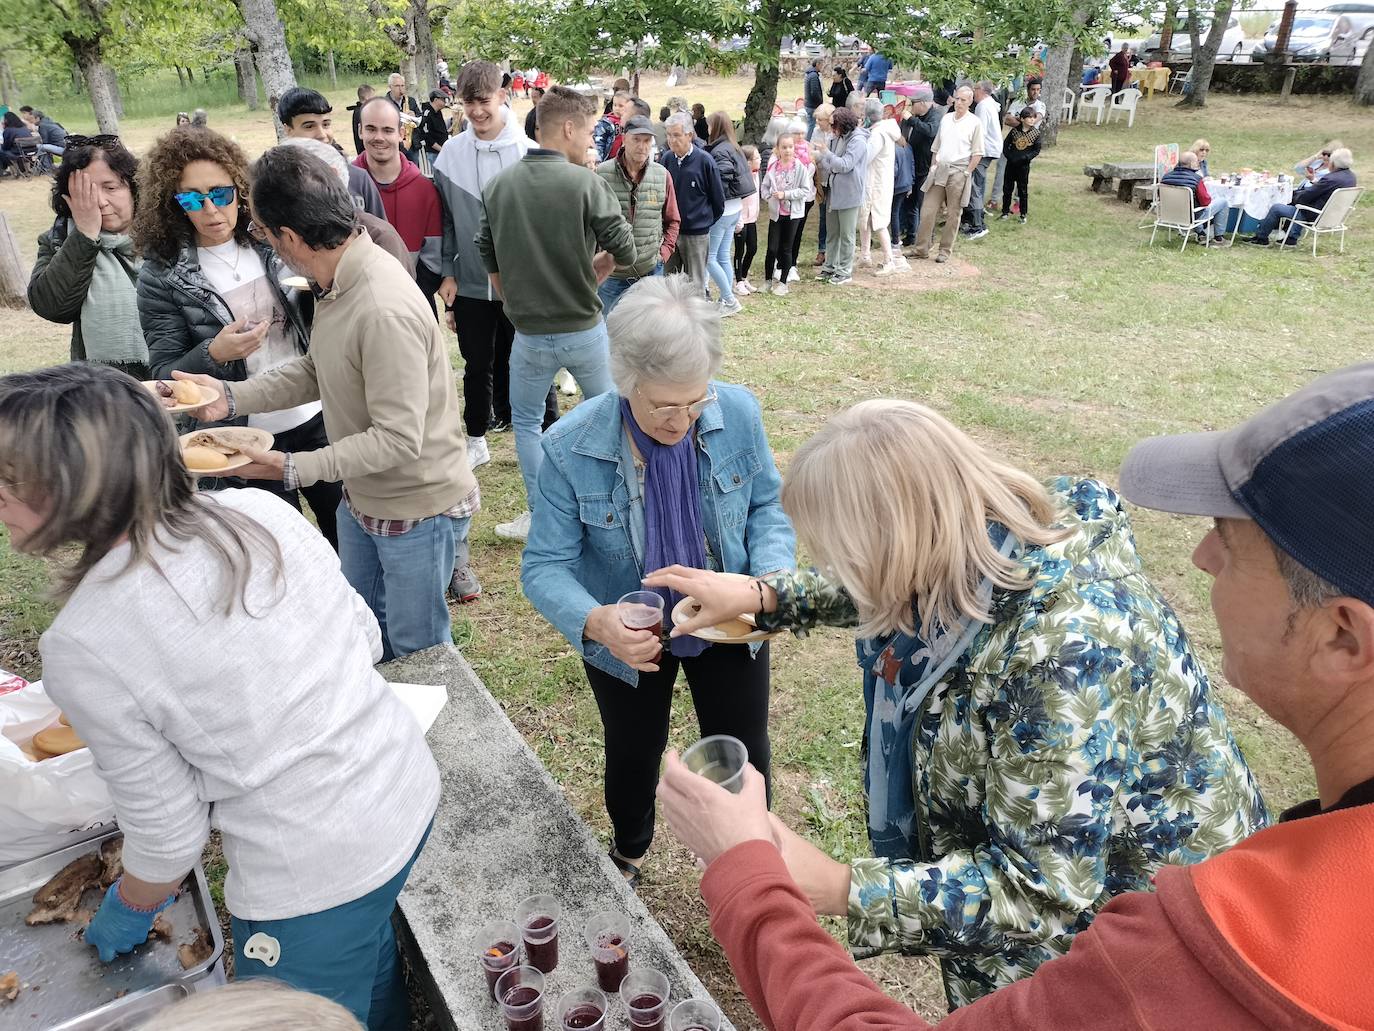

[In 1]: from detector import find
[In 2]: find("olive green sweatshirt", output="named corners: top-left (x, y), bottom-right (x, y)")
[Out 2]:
top-left (475, 149), bottom-right (636, 334)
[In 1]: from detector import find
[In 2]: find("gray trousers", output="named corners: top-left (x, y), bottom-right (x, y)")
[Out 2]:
top-left (990, 154), bottom-right (1007, 208)
top-left (821, 206), bottom-right (860, 278)
top-left (667, 232), bottom-right (710, 291)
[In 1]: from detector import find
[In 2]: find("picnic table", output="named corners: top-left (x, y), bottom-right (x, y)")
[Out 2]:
top-left (1207, 175), bottom-right (1295, 238)
top-left (1130, 66), bottom-right (1171, 97)
top-left (1085, 161), bottom-right (1156, 202)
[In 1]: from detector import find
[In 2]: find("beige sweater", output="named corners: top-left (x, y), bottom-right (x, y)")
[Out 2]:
top-left (232, 230), bottom-right (473, 520)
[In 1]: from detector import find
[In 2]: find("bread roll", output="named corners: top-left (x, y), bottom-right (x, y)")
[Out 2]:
top-left (184, 445), bottom-right (230, 471)
top-left (170, 380), bottom-right (202, 405)
top-left (33, 725), bottom-right (85, 757)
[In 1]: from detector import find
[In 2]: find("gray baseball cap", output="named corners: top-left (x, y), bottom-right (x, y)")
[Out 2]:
top-left (621, 115), bottom-right (655, 136)
top-left (1120, 361), bottom-right (1374, 602)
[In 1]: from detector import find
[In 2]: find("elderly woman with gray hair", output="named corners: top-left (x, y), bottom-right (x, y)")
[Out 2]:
top-left (521, 273), bottom-right (795, 887)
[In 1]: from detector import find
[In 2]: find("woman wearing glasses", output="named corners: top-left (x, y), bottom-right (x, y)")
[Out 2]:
top-left (28, 137), bottom-right (148, 379)
top-left (133, 127), bottom-right (342, 550)
top-left (521, 273), bottom-right (795, 888)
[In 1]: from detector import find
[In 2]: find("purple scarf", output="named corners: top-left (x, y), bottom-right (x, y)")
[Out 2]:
top-left (621, 397), bottom-right (709, 658)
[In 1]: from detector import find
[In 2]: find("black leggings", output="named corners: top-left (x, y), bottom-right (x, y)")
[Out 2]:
top-left (790, 201), bottom-right (814, 267)
top-left (585, 642), bottom-right (772, 859)
top-left (452, 295), bottom-right (558, 435)
top-left (734, 222), bottom-right (758, 282)
top-left (764, 218), bottom-right (801, 283)
top-left (241, 412), bottom-right (342, 550)
top-left (1002, 161), bottom-right (1032, 217)
top-left (416, 262), bottom-right (443, 321)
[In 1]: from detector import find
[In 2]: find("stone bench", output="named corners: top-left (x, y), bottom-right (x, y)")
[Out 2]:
top-left (1084, 161), bottom-right (1156, 202)
top-left (382, 645), bottom-right (737, 1030)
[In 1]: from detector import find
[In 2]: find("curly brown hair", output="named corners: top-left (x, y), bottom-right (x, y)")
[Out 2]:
top-left (132, 127), bottom-right (253, 263)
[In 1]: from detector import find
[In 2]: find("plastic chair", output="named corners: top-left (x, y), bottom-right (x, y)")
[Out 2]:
top-left (1061, 87), bottom-right (1076, 123)
top-left (1150, 184), bottom-right (1212, 251)
top-left (1077, 85), bottom-right (1112, 125)
top-left (1278, 187), bottom-right (1364, 256)
top-left (1106, 89), bottom-right (1139, 128)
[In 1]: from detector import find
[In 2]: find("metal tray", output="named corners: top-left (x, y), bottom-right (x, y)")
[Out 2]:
top-left (0, 830), bottom-right (224, 1030)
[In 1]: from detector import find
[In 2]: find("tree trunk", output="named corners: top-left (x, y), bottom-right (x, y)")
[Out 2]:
top-left (1041, 41), bottom-right (1073, 144)
top-left (235, 47), bottom-right (260, 109)
top-left (412, 0), bottom-right (437, 96)
top-left (1178, 0), bottom-right (1233, 107)
top-left (1186, 4), bottom-right (1201, 62)
top-left (175, 64), bottom-right (186, 88)
top-left (239, 0), bottom-right (298, 138)
top-left (741, 2), bottom-right (785, 144)
top-left (327, 49), bottom-right (338, 88)
top-left (66, 36), bottom-right (120, 132)
top-left (1357, 33), bottom-right (1374, 104)
top-left (1159, 2), bottom-right (1178, 58)
top-left (104, 66), bottom-right (124, 117)
top-left (0, 212), bottom-right (28, 310)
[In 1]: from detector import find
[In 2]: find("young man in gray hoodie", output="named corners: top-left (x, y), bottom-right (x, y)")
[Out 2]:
top-left (434, 61), bottom-right (557, 475)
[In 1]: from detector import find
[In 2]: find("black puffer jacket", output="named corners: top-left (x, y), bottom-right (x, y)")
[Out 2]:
top-left (705, 138), bottom-right (758, 201)
top-left (137, 241), bottom-right (310, 383)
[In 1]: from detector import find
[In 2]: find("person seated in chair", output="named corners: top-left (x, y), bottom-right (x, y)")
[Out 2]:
top-left (1161, 150), bottom-right (1229, 245)
top-left (1248, 147), bottom-right (1356, 247)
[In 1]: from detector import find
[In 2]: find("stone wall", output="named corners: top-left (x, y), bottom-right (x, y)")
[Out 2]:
top-left (1169, 61), bottom-right (1360, 95)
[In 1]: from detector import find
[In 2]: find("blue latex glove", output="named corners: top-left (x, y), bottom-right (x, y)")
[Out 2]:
top-left (85, 878), bottom-right (175, 963)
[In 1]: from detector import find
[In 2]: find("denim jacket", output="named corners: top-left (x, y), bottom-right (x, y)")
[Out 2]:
top-left (522, 383), bottom-right (796, 685)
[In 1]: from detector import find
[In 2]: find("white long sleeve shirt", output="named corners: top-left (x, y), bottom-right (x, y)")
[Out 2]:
top-left (975, 95), bottom-right (1004, 160)
top-left (39, 488), bottom-right (440, 920)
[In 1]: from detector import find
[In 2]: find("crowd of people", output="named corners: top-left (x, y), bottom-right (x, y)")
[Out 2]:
top-left (7, 54), bottom-right (1370, 1031)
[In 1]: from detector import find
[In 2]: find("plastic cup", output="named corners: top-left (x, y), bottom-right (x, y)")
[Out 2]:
top-left (476, 919), bottom-right (523, 999)
top-left (583, 911), bottom-right (631, 993)
top-left (555, 986), bottom-right (609, 1030)
top-left (496, 965), bottom-right (546, 1031)
top-left (515, 894), bottom-right (562, 974)
top-left (681, 734), bottom-right (749, 794)
top-left (668, 998), bottom-right (722, 1031)
top-left (618, 591), bottom-right (665, 632)
top-left (622, 969), bottom-right (670, 1030)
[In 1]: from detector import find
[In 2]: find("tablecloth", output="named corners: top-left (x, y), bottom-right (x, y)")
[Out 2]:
top-left (1130, 67), bottom-right (1171, 94)
top-left (1205, 178), bottom-right (1294, 220)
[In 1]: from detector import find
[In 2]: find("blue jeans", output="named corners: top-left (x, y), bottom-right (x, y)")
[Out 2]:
top-left (337, 503), bottom-right (467, 662)
top-left (1202, 196), bottom-right (1230, 239)
top-left (596, 262), bottom-right (663, 316)
top-left (706, 210), bottom-right (741, 301)
top-left (233, 824), bottom-right (431, 1030)
top-left (805, 108), bottom-right (817, 135)
top-left (1252, 202), bottom-right (1310, 244)
top-left (510, 323), bottom-right (614, 505)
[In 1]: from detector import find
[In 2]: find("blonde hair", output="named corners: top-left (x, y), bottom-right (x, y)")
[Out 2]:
top-left (1190, 138), bottom-right (1210, 153)
top-left (138, 982), bottom-right (361, 1031)
top-left (783, 400), bottom-right (1069, 637)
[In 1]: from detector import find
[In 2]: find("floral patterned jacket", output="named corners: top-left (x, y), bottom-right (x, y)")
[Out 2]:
top-left (757, 477), bottom-right (1268, 1009)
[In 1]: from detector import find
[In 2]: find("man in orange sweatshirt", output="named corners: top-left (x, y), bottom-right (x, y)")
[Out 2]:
top-left (658, 361), bottom-right (1374, 1031)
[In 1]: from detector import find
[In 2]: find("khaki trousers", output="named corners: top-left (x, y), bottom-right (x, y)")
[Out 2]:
top-left (914, 167), bottom-right (970, 259)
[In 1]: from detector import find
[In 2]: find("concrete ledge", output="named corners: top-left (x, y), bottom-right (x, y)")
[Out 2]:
top-left (382, 645), bottom-right (736, 1030)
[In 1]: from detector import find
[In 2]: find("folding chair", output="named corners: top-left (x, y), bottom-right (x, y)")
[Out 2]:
top-left (1277, 187), bottom-right (1364, 256)
top-left (1150, 184), bottom-right (1212, 251)
top-left (1138, 143), bottom-right (1180, 228)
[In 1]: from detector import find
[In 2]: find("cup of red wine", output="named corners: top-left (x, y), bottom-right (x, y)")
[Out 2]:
top-left (476, 919), bottom-right (523, 998)
top-left (583, 911), bottom-right (631, 993)
top-left (617, 590), bottom-right (665, 656)
top-left (621, 968), bottom-right (671, 1031)
top-left (555, 986), bottom-right (609, 1030)
top-left (495, 965), bottom-right (546, 1031)
top-left (515, 894), bottom-right (561, 974)
top-left (680, 734), bottom-right (749, 794)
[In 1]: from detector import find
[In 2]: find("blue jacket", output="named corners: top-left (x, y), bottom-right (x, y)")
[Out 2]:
top-left (863, 53), bottom-right (893, 85)
top-left (662, 144), bottom-right (726, 234)
top-left (892, 142), bottom-right (915, 193)
top-left (1161, 165), bottom-right (1206, 206)
top-left (522, 384), bottom-right (796, 685)
top-left (1295, 166), bottom-right (1357, 213)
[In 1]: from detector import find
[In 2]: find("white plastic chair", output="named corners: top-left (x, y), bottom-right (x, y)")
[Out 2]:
top-left (1077, 85), bottom-right (1112, 125)
top-left (1106, 88), bottom-right (1139, 128)
top-left (1278, 186), bottom-right (1363, 255)
top-left (1150, 184), bottom-right (1212, 251)
top-left (1061, 87), bottom-right (1076, 123)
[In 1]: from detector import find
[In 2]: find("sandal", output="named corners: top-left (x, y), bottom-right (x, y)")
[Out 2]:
top-left (608, 847), bottom-right (642, 890)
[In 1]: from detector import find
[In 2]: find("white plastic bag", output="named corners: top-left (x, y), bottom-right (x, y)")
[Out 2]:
top-left (0, 678), bottom-right (115, 864)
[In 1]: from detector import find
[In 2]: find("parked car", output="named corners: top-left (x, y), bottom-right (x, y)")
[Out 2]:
top-left (1251, 13), bottom-right (1362, 62)
top-left (1145, 15), bottom-right (1248, 60)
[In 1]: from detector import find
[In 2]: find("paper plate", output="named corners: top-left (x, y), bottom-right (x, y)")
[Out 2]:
top-left (670, 595), bottom-right (779, 644)
top-left (143, 381), bottom-right (220, 414)
top-left (179, 427), bottom-right (274, 475)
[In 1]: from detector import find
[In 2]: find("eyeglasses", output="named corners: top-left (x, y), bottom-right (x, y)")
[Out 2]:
top-left (64, 133), bottom-right (121, 150)
top-left (636, 387), bottom-right (717, 420)
top-left (246, 220), bottom-right (268, 242)
top-left (1321, 151), bottom-right (1332, 158)
top-left (173, 185), bottom-right (236, 212)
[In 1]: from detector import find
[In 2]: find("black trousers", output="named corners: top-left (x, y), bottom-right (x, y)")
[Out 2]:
top-left (764, 218), bottom-right (801, 283)
top-left (416, 262), bottom-right (443, 321)
top-left (1002, 162), bottom-right (1032, 217)
top-left (734, 222), bottom-right (758, 281)
top-left (242, 412), bottom-right (342, 550)
top-left (585, 642), bottom-right (772, 859)
top-left (452, 295), bottom-right (559, 435)
top-left (790, 201), bottom-right (813, 267)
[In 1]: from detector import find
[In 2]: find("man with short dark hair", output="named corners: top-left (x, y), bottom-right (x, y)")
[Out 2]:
top-left (277, 85), bottom-right (384, 218)
top-left (348, 83), bottom-right (375, 155)
top-left (899, 85), bottom-right (943, 248)
top-left (354, 96), bottom-right (444, 315)
top-left (990, 79), bottom-right (1044, 211)
top-left (661, 112), bottom-right (724, 290)
top-left (859, 50), bottom-right (892, 96)
top-left (524, 85), bottom-right (545, 142)
top-left (180, 144), bottom-right (479, 656)
top-left (804, 59), bottom-right (825, 134)
top-left (476, 84), bottom-right (635, 540)
top-left (595, 115), bottom-right (681, 314)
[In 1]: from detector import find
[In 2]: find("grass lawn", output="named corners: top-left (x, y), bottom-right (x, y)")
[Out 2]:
top-left (1, 77), bottom-right (1371, 1026)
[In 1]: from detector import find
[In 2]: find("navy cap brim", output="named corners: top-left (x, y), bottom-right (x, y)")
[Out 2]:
top-left (1118, 429), bottom-right (1250, 519)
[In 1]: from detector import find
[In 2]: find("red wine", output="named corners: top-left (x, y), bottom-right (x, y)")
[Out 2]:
top-left (627, 993), bottom-right (666, 1031)
top-left (592, 933), bottom-right (629, 992)
top-left (561, 1003), bottom-right (604, 1029)
top-left (523, 916), bottom-right (559, 973)
top-left (482, 940), bottom-right (517, 993)
top-left (502, 985), bottom-right (543, 1031)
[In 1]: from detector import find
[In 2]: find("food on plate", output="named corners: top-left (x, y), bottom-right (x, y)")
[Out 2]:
top-left (99, 835), bottom-right (124, 887)
top-left (0, 971), bottom-right (19, 1003)
top-left (148, 914), bottom-right (174, 942)
top-left (33, 724), bottom-right (85, 757)
top-left (184, 428), bottom-right (261, 455)
top-left (712, 616), bottom-right (758, 637)
top-left (26, 853), bottom-right (103, 925)
top-left (178, 926), bottom-right (213, 969)
top-left (170, 380), bottom-right (202, 405)
top-left (183, 445), bottom-right (230, 472)
top-left (58, 712), bottom-right (70, 727)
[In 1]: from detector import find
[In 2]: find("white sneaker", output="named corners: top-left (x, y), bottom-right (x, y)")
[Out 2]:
top-left (556, 370), bottom-right (577, 396)
top-left (719, 296), bottom-right (743, 317)
top-left (734, 281), bottom-right (751, 296)
top-left (495, 510), bottom-right (532, 541)
top-left (787, 267), bottom-right (800, 283)
top-left (895, 256), bottom-right (911, 270)
top-left (875, 261), bottom-right (900, 276)
top-left (773, 282), bottom-right (789, 296)
top-left (466, 435), bottom-right (490, 470)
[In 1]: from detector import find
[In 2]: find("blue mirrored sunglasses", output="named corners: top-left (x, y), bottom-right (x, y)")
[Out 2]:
top-left (173, 185), bottom-right (236, 212)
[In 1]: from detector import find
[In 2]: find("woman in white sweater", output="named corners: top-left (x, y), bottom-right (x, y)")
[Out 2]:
top-left (860, 97), bottom-right (905, 276)
top-left (0, 364), bottom-right (439, 1030)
